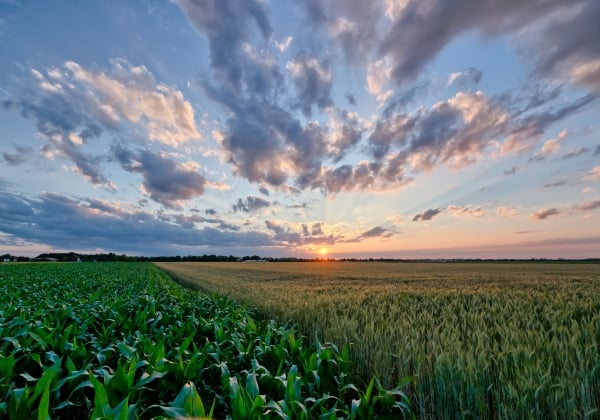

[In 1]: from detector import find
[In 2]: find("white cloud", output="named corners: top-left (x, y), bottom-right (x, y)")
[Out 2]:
top-left (540, 129), bottom-right (568, 157)
top-left (447, 204), bottom-right (485, 218)
top-left (496, 206), bottom-right (518, 217)
top-left (63, 60), bottom-right (200, 146)
top-left (274, 36), bottom-right (293, 52)
top-left (588, 166), bottom-right (600, 180)
top-left (366, 57), bottom-right (393, 97)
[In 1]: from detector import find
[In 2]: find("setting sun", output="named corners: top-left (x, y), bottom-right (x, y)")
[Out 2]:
top-left (318, 247), bottom-right (329, 256)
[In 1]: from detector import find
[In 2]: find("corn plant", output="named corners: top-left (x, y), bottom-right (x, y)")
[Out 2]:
top-left (0, 262), bottom-right (413, 419)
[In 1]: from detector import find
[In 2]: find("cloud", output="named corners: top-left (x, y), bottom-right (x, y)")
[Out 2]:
top-left (574, 199), bottom-right (600, 211)
top-left (205, 208), bottom-right (217, 216)
top-left (233, 196), bottom-right (270, 213)
top-left (368, 91), bottom-right (507, 170)
top-left (274, 36), bottom-right (293, 52)
top-left (530, 208), bottom-right (561, 220)
top-left (286, 52), bottom-right (333, 116)
top-left (175, 0), bottom-right (272, 91)
top-left (112, 145), bottom-right (207, 209)
top-left (378, 0), bottom-right (588, 88)
top-left (63, 60), bottom-right (200, 145)
top-left (446, 205), bottom-right (485, 218)
top-left (594, 145), bottom-right (600, 156)
top-left (412, 208), bottom-right (442, 222)
top-left (542, 180), bottom-right (567, 189)
top-left (523, 1), bottom-right (600, 93)
top-left (359, 226), bottom-right (394, 238)
top-left (302, 0), bottom-right (381, 63)
top-left (529, 129), bottom-right (568, 162)
top-left (4, 60), bottom-right (200, 188)
top-left (447, 67), bottom-right (482, 88)
top-left (561, 147), bottom-right (588, 159)
top-left (326, 110), bottom-right (364, 162)
top-left (258, 186), bottom-right (270, 196)
top-left (0, 191), bottom-right (273, 254)
top-left (265, 219), bottom-right (336, 246)
top-left (496, 206), bottom-right (518, 217)
top-left (588, 166), bottom-right (600, 180)
top-left (2, 145), bottom-right (33, 166)
top-left (503, 166), bottom-right (519, 176)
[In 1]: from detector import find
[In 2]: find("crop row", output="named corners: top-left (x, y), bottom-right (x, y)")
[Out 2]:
top-left (0, 263), bottom-right (412, 419)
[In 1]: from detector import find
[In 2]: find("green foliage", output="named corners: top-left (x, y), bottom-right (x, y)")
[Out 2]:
top-left (158, 261), bottom-right (600, 419)
top-left (0, 262), bottom-right (412, 419)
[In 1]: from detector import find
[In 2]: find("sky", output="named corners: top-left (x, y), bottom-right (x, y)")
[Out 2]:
top-left (0, 0), bottom-right (599, 259)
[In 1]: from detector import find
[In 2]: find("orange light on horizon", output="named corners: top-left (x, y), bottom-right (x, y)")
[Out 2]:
top-left (318, 247), bottom-right (329, 256)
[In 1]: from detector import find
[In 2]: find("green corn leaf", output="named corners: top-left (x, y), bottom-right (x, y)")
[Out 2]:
top-left (363, 377), bottom-right (375, 405)
top-left (112, 397), bottom-right (129, 420)
top-left (117, 342), bottom-right (135, 359)
top-left (172, 381), bottom-right (206, 418)
top-left (37, 382), bottom-right (51, 420)
top-left (89, 374), bottom-right (113, 418)
top-left (245, 371), bottom-right (260, 400)
top-left (32, 358), bottom-right (61, 403)
top-left (28, 331), bottom-right (48, 348)
top-left (0, 353), bottom-right (15, 378)
top-left (229, 376), bottom-right (248, 419)
top-left (8, 387), bottom-right (28, 419)
top-left (350, 399), bottom-right (360, 418)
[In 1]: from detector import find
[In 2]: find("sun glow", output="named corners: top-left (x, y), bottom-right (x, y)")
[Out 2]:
top-left (318, 247), bottom-right (329, 256)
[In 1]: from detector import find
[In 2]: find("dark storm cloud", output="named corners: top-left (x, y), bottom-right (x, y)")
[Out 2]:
top-left (287, 52), bottom-right (333, 116)
top-left (2, 145), bottom-right (32, 166)
top-left (0, 191), bottom-right (273, 254)
top-left (233, 196), bottom-right (270, 213)
top-left (530, 208), bottom-right (561, 220)
top-left (112, 145), bottom-right (206, 209)
top-left (412, 208), bottom-right (442, 222)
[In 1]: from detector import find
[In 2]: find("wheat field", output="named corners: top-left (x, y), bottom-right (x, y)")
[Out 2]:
top-left (156, 261), bottom-right (600, 418)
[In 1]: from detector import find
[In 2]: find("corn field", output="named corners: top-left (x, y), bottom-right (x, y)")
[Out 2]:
top-left (0, 262), bottom-right (411, 419)
top-left (157, 261), bottom-right (600, 419)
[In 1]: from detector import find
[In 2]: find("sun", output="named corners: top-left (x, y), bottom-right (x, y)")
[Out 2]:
top-left (318, 247), bottom-right (329, 256)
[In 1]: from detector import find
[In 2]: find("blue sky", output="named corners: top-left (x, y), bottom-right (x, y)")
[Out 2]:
top-left (1, 0), bottom-right (599, 258)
